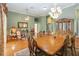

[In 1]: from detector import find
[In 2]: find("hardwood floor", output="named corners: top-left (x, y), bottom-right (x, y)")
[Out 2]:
top-left (6, 39), bottom-right (28, 56)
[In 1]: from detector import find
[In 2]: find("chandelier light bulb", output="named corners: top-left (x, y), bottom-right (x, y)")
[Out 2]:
top-left (49, 6), bottom-right (62, 19)
top-left (51, 8), bottom-right (55, 12)
top-left (57, 7), bottom-right (62, 14)
top-left (49, 12), bottom-right (53, 17)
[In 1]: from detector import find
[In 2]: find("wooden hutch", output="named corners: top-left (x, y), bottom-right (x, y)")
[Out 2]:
top-left (56, 18), bottom-right (74, 32)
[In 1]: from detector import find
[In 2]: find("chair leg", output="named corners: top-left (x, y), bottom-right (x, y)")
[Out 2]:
top-left (71, 47), bottom-right (76, 56)
top-left (73, 48), bottom-right (76, 56)
top-left (63, 48), bottom-right (67, 56)
top-left (71, 48), bottom-right (73, 56)
top-left (30, 51), bottom-right (33, 56)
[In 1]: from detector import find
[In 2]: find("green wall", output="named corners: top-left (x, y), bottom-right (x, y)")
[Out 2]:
top-left (7, 11), bottom-right (35, 34)
top-left (37, 16), bottom-right (47, 32)
top-left (7, 11), bottom-right (47, 34)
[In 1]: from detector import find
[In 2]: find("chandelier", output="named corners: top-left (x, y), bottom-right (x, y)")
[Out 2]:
top-left (49, 4), bottom-right (62, 19)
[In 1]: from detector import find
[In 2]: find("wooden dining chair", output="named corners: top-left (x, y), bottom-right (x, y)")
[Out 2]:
top-left (21, 31), bottom-right (26, 40)
top-left (16, 30), bottom-right (21, 40)
top-left (63, 35), bottom-right (70, 56)
top-left (28, 35), bottom-right (36, 56)
top-left (70, 34), bottom-right (76, 56)
top-left (62, 34), bottom-right (76, 56)
top-left (10, 26), bottom-right (17, 40)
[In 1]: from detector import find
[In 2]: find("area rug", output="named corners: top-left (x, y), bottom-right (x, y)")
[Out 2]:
top-left (14, 48), bottom-right (30, 56)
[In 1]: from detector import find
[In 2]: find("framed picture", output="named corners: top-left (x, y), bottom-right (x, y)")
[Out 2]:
top-left (18, 22), bottom-right (28, 28)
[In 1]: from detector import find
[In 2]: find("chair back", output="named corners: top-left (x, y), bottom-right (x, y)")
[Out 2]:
top-left (10, 26), bottom-right (17, 35)
top-left (71, 34), bottom-right (76, 47)
top-left (64, 35), bottom-right (70, 48)
top-left (16, 30), bottom-right (21, 39)
top-left (28, 34), bottom-right (37, 56)
top-left (63, 33), bottom-right (76, 56)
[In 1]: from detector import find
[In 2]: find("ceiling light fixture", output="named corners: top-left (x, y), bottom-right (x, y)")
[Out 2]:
top-left (43, 7), bottom-right (47, 10)
top-left (49, 4), bottom-right (62, 19)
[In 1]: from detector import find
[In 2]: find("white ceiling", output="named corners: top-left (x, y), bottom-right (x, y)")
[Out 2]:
top-left (7, 3), bottom-right (76, 17)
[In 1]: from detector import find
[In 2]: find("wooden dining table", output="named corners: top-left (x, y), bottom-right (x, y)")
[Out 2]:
top-left (35, 34), bottom-right (66, 55)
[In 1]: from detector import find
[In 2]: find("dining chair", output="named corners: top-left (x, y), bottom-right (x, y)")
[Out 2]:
top-left (38, 31), bottom-right (43, 37)
top-left (16, 30), bottom-right (21, 40)
top-left (10, 26), bottom-right (17, 40)
top-left (28, 35), bottom-right (36, 56)
top-left (70, 34), bottom-right (76, 56)
top-left (21, 31), bottom-right (26, 40)
top-left (63, 34), bottom-right (76, 56)
top-left (63, 35), bottom-right (70, 56)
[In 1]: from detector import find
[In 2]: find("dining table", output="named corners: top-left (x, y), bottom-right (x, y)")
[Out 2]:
top-left (35, 34), bottom-right (66, 55)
